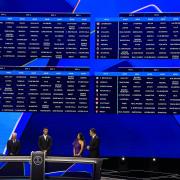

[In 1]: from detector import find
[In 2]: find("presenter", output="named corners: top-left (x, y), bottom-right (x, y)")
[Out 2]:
top-left (73, 132), bottom-right (85, 157)
top-left (38, 128), bottom-right (52, 155)
top-left (87, 128), bottom-right (100, 158)
top-left (7, 132), bottom-right (21, 156)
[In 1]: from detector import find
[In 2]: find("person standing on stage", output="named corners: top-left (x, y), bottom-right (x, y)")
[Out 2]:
top-left (7, 132), bottom-right (21, 156)
top-left (38, 128), bottom-right (52, 155)
top-left (87, 128), bottom-right (100, 158)
top-left (73, 132), bottom-right (85, 157)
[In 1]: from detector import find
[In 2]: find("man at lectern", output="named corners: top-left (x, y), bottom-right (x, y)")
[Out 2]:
top-left (87, 128), bottom-right (100, 158)
top-left (38, 128), bottom-right (52, 155)
top-left (7, 132), bottom-right (21, 156)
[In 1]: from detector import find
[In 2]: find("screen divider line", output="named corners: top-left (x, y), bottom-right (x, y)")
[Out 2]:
top-left (117, 76), bottom-right (118, 114)
top-left (117, 22), bottom-right (119, 59)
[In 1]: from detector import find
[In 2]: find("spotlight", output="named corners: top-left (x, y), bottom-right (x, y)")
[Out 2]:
top-left (152, 158), bottom-right (156, 162)
top-left (121, 157), bottom-right (125, 161)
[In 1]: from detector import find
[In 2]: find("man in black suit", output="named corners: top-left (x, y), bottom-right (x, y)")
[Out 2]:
top-left (87, 128), bottom-right (100, 158)
top-left (7, 133), bottom-right (21, 156)
top-left (38, 128), bottom-right (52, 155)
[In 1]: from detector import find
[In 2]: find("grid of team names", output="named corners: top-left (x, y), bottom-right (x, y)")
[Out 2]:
top-left (0, 13), bottom-right (90, 60)
top-left (95, 68), bottom-right (180, 114)
top-left (95, 13), bottom-right (180, 59)
top-left (0, 67), bottom-right (89, 112)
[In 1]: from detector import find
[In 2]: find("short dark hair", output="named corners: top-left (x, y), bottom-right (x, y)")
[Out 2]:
top-left (90, 128), bottom-right (96, 134)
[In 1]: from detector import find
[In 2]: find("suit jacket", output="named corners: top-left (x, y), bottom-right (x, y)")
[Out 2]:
top-left (38, 135), bottom-right (52, 154)
top-left (89, 136), bottom-right (100, 158)
top-left (7, 139), bottom-right (21, 155)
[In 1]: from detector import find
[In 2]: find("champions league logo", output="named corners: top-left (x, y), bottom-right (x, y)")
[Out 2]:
top-left (33, 156), bottom-right (43, 166)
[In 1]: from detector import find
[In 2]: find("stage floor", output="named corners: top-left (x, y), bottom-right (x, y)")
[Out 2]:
top-left (0, 178), bottom-right (180, 180)
top-left (0, 179), bottom-right (123, 180)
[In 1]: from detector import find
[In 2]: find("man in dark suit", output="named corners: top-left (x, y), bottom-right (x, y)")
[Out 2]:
top-left (38, 128), bottom-right (52, 155)
top-left (87, 128), bottom-right (100, 158)
top-left (7, 133), bottom-right (21, 156)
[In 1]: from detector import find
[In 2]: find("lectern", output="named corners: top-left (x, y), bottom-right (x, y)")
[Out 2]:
top-left (31, 151), bottom-right (45, 180)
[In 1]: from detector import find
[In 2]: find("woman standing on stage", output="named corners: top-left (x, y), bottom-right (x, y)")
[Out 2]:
top-left (73, 132), bottom-right (85, 157)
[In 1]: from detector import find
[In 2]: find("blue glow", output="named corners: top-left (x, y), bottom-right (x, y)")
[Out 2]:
top-left (0, 0), bottom-right (180, 159)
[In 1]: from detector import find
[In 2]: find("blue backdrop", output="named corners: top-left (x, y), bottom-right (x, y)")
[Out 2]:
top-left (0, 0), bottom-right (180, 158)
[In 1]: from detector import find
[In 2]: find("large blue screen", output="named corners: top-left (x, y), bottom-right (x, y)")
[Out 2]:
top-left (0, 0), bottom-right (180, 158)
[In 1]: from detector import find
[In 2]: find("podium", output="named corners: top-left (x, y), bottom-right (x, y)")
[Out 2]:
top-left (0, 154), bottom-right (103, 180)
top-left (31, 151), bottom-right (45, 180)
